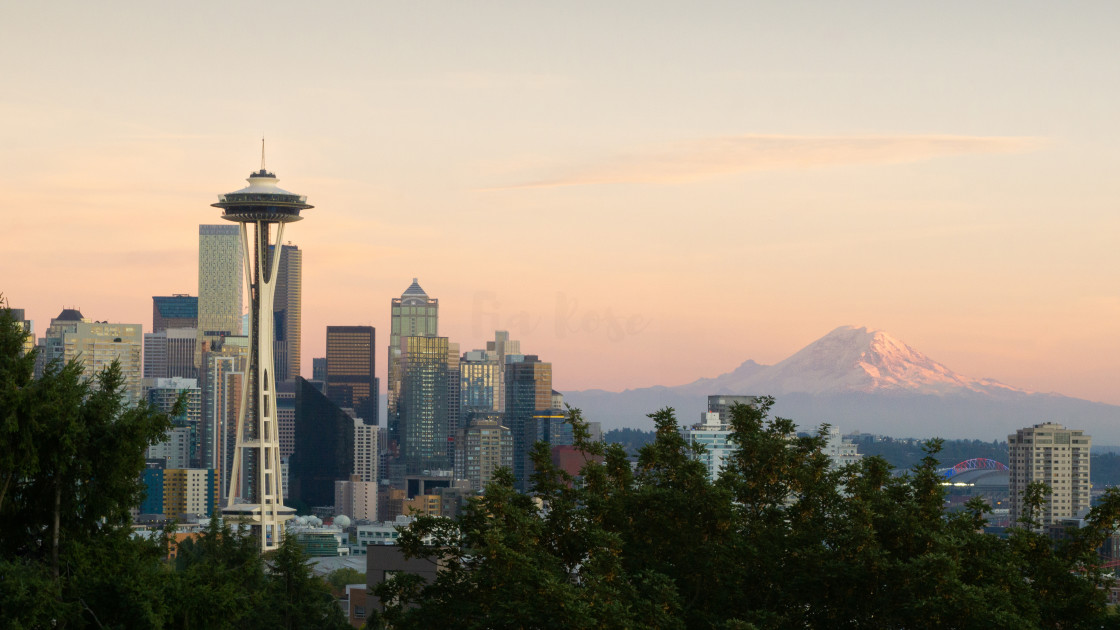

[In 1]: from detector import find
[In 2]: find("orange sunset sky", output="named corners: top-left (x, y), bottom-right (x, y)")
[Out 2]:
top-left (3, 3), bottom-right (1120, 405)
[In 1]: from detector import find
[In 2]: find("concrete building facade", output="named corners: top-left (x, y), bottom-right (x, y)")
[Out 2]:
top-left (1009, 422), bottom-right (1092, 527)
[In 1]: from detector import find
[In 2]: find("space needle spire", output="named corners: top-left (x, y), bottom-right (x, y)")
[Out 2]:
top-left (212, 154), bottom-right (311, 552)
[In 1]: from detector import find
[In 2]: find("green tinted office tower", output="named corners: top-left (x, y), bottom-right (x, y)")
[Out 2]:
top-left (196, 225), bottom-right (243, 369)
top-left (387, 279), bottom-right (438, 450)
top-left (504, 355), bottom-right (553, 491)
top-left (398, 336), bottom-right (450, 475)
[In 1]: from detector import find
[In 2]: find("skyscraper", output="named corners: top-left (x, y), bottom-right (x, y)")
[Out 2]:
top-left (387, 279), bottom-right (438, 450)
top-left (213, 160), bottom-right (310, 551)
top-left (326, 326), bottom-right (377, 424)
top-left (289, 377), bottom-right (354, 508)
top-left (152, 294), bottom-right (198, 333)
top-left (1008, 422), bottom-right (1092, 527)
top-left (146, 377), bottom-right (203, 467)
top-left (486, 331), bottom-right (520, 411)
top-left (454, 413), bottom-right (513, 492)
top-left (445, 341), bottom-right (460, 466)
top-left (271, 243), bottom-right (301, 382)
top-left (196, 225), bottom-right (242, 369)
top-left (505, 355), bottom-right (553, 490)
top-left (398, 335), bottom-right (451, 475)
top-left (199, 336), bottom-right (248, 498)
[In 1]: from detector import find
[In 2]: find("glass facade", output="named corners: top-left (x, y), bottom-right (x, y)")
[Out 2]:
top-left (398, 336), bottom-right (451, 475)
top-left (152, 295), bottom-right (198, 333)
top-left (196, 225), bottom-right (242, 369)
top-left (504, 355), bottom-right (553, 490)
top-left (271, 243), bottom-right (302, 382)
top-left (387, 279), bottom-right (438, 451)
top-left (325, 325), bottom-right (377, 425)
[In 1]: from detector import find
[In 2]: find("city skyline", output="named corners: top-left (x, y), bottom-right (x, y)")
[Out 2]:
top-left (5, 3), bottom-right (1120, 405)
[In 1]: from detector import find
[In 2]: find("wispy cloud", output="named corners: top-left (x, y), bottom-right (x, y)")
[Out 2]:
top-left (488, 134), bottom-right (1042, 190)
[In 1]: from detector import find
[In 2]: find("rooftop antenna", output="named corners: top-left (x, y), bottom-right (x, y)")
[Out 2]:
top-left (260, 137), bottom-right (266, 172)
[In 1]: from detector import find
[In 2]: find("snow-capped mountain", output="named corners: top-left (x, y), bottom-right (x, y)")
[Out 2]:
top-left (563, 326), bottom-right (1120, 443)
top-left (705, 325), bottom-right (1025, 396)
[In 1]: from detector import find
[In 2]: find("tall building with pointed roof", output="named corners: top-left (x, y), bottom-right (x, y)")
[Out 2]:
top-left (386, 279), bottom-right (438, 454)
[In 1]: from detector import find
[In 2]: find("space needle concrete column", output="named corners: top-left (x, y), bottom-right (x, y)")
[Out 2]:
top-left (213, 159), bottom-right (310, 552)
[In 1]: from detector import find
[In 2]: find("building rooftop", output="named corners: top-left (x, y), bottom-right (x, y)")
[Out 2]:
top-left (401, 278), bottom-right (428, 299)
top-left (54, 308), bottom-right (85, 322)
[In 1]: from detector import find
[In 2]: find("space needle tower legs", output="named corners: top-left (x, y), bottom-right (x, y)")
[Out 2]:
top-left (214, 152), bottom-right (311, 552)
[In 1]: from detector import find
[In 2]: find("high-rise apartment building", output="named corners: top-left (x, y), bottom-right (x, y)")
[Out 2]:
top-left (39, 308), bottom-right (88, 369)
top-left (196, 225), bottom-right (243, 369)
top-left (387, 279), bottom-right (438, 450)
top-left (454, 414), bottom-right (513, 492)
top-left (326, 326), bottom-right (377, 424)
top-left (152, 295), bottom-right (198, 333)
top-left (398, 336), bottom-right (451, 475)
top-left (271, 243), bottom-right (301, 381)
top-left (354, 418), bottom-right (380, 484)
top-left (505, 355), bottom-right (553, 490)
top-left (683, 411), bottom-right (735, 482)
top-left (145, 377), bottom-right (203, 467)
top-left (163, 468), bottom-right (220, 518)
top-left (1008, 422), bottom-right (1092, 527)
top-left (42, 315), bottom-right (144, 406)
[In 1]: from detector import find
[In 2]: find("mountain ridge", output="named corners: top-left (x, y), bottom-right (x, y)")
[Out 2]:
top-left (562, 325), bottom-right (1120, 443)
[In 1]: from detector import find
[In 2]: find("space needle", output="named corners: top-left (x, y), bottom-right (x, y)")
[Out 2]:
top-left (214, 145), bottom-right (309, 552)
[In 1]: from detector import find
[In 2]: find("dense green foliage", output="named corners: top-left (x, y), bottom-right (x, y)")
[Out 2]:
top-left (0, 304), bottom-right (348, 629)
top-left (613, 429), bottom-right (1120, 486)
top-left (378, 405), bottom-right (1120, 629)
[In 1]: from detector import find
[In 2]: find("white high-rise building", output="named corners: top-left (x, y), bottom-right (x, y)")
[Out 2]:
top-left (682, 411), bottom-right (735, 482)
top-left (44, 315), bottom-right (144, 406)
top-left (1008, 422), bottom-right (1091, 527)
top-left (354, 418), bottom-right (380, 484)
top-left (823, 426), bottom-right (861, 470)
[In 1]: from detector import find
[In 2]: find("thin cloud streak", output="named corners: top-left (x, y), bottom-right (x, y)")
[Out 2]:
top-left (489, 134), bottom-right (1042, 189)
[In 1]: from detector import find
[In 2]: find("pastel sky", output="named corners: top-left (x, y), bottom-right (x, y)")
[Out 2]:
top-left (4, 2), bottom-right (1120, 406)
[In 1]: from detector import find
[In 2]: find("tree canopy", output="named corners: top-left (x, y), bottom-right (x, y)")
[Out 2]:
top-left (375, 403), bottom-right (1120, 630)
top-left (0, 302), bottom-right (348, 629)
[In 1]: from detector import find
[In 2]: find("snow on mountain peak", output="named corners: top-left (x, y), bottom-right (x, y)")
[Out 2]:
top-left (710, 325), bottom-right (1026, 396)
